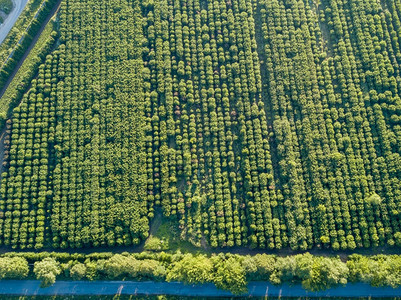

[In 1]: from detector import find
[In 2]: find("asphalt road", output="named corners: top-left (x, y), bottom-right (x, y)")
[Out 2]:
top-left (0, 0), bottom-right (30, 45)
top-left (0, 281), bottom-right (400, 297)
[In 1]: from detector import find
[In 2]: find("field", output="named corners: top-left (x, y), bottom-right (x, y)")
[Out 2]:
top-left (0, 0), bottom-right (400, 253)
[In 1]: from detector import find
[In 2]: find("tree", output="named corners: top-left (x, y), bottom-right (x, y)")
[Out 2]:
top-left (144, 236), bottom-right (169, 251)
top-left (301, 256), bottom-right (348, 291)
top-left (70, 263), bottom-right (87, 280)
top-left (167, 254), bottom-right (213, 284)
top-left (242, 254), bottom-right (276, 280)
top-left (0, 257), bottom-right (29, 279)
top-left (394, 232), bottom-right (401, 247)
top-left (34, 258), bottom-right (61, 288)
top-left (103, 254), bottom-right (165, 280)
top-left (347, 255), bottom-right (401, 288)
top-left (366, 193), bottom-right (382, 205)
top-left (211, 255), bottom-right (247, 295)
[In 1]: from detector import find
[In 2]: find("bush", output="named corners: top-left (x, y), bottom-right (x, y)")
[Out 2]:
top-left (69, 263), bottom-right (87, 280)
top-left (33, 258), bottom-right (61, 287)
top-left (269, 253), bottom-right (348, 291)
top-left (242, 254), bottom-right (276, 281)
top-left (366, 193), bottom-right (382, 205)
top-left (166, 254), bottom-right (213, 284)
top-left (144, 236), bottom-right (169, 251)
top-left (103, 254), bottom-right (165, 280)
top-left (211, 255), bottom-right (248, 295)
top-left (0, 257), bottom-right (29, 279)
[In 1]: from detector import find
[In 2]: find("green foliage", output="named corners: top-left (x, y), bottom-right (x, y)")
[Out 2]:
top-left (211, 255), bottom-right (248, 295)
top-left (300, 256), bottom-right (348, 291)
top-left (1, 0), bottom-right (401, 254)
top-left (0, 257), bottom-right (29, 279)
top-left (144, 236), bottom-right (169, 251)
top-left (1, 251), bottom-right (401, 294)
top-left (103, 254), bottom-right (166, 280)
top-left (33, 258), bottom-right (61, 288)
top-left (0, 0), bottom-right (59, 94)
top-left (394, 232), bottom-right (401, 247)
top-left (166, 254), bottom-right (213, 284)
top-left (0, 20), bottom-right (57, 128)
top-left (268, 254), bottom-right (348, 291)
top-left (366, 193), bottom-right (382, 205)
top-left (242, 254), bottom-right (276, 281)
top-left (69, 263), bottom-right (87, 280)
top-left (347, 255), bottom-right (401, 288)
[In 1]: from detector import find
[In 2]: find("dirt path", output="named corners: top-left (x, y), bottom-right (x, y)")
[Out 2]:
top-left (149, 208), bottom-right (163, 236)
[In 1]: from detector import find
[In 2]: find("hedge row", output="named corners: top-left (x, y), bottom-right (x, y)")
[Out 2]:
top-left (2, 251), bottom-right (401, 294)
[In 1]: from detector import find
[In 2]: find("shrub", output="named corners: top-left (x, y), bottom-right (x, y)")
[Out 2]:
top-left (33, 258), bottom-right (61, 287)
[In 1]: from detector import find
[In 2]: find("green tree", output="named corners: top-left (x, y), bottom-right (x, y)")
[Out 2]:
top-left (211, 255), bottom-right (247, 295)
top-left (167, 254), bottom-right (213, 284)
top-left (144, 236), bottom-right (169, 251)
top-left (34, 258), bottom-right (61, 288)
top-left (301, 256), bottom-right (348, 291)
top-left (70, 263), bottom-right (87, 280)
top-left (103, 254), bottom-right (165, 280)
top-left (242, 254), bottom-right (277, 280)
top-left (0, 257), bottom-right (29, 279)
top-left (394, 232), bottom-right (401, 247)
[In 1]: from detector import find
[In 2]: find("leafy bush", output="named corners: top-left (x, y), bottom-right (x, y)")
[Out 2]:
top-left (167, 254), bottom-right (213, 284)
top-left (69, 263), bottom-right (87, 280)
top-left (33, 258), bottom-right (61, 287)
top-left (103, 254), bottom-right (166, 280)
top-left (144, 236), bottom-right (169, 251)
top-left (0, 257), bottom-right (29, 279)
